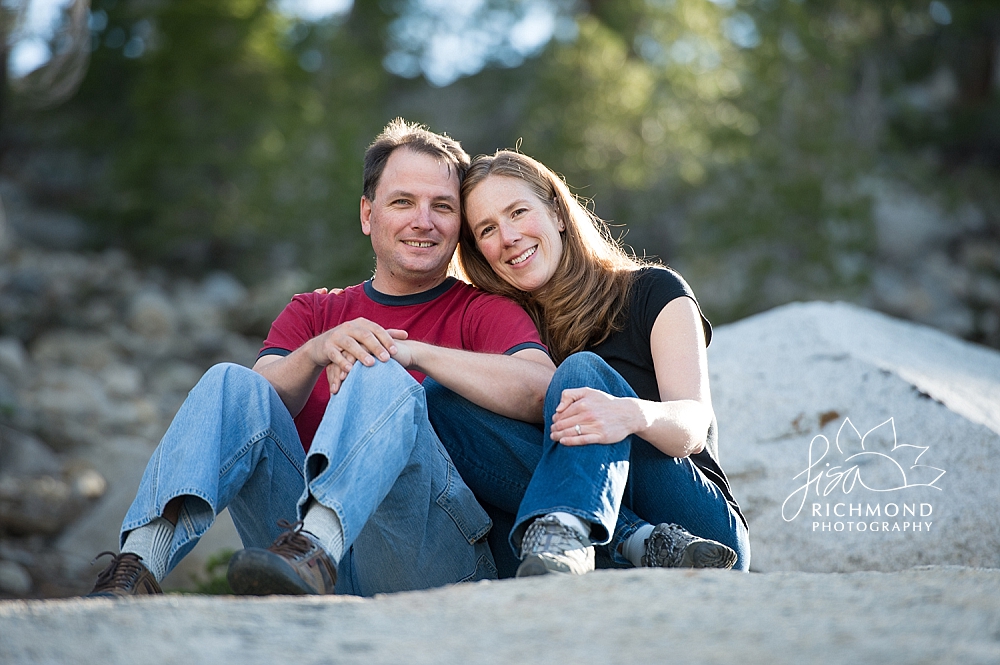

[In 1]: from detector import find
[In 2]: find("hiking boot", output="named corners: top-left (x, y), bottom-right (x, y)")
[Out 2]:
top-left (641, 523), bottom-right (737, 570)
top-left (515, 514), bottom-right (595, 577)
top-left (87, 552), bottom-right (162, 598)
top-left (227, 519), bottom-right (337, 595)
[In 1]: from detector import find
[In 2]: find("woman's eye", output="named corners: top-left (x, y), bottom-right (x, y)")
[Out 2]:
top-left (479, 225), bottom-right (495, 238)
top-left (512, 208), bottom-right (527, 217)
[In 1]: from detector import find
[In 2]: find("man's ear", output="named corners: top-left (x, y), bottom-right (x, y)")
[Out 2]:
top-left (360, 196), bottom-right (373, 236)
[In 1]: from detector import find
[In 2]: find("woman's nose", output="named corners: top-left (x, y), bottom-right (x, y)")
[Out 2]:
top-left (499, 221), bottom-right (520, 246)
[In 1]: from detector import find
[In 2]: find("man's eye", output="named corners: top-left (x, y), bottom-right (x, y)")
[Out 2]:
top-left (393, 199), bottom-right (411, 206)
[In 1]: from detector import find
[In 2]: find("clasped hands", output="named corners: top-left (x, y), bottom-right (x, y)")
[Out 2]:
top-left (309, 318), bottom-right (412, 395)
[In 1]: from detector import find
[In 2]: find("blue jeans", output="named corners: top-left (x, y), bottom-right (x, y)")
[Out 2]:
top-left (121, 360), bottom-right (496, 596)
top-left (426, 352), bottom-right (750, 572)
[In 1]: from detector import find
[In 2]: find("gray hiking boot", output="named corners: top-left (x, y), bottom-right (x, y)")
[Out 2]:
top-left (515, 514), bottom-right (595, 577)
top-left (641, 523), bottom-right (737, 569)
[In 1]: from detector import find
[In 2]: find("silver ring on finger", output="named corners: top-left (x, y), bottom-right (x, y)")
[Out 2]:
top-left (575, 424), bottom-right (582, 436)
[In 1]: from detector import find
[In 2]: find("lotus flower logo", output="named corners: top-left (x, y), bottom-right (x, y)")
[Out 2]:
top-left (781, 417), bottom-right (945, 522)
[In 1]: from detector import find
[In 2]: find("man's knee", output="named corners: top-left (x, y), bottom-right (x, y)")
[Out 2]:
top-left (342, 358), bottom-right (416, 395)
top-left (198, 362), bottom-right (257, 388)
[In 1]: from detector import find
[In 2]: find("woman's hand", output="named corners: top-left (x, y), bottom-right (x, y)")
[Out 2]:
top-left (550, 387), bottom-right (643, 446)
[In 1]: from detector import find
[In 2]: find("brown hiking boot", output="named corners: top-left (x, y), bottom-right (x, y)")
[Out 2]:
top-left (227, 519), bottom-right (338, 595)
top-left (87, 552), bottom-right (163, 598)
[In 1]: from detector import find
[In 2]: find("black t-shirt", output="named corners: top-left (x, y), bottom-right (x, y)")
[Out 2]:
top-left (588, 266), bottom-right (747, 529)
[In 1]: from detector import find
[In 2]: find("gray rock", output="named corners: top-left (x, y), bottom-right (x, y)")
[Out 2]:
top-left (0, 426), bottom-right (61, 477)
top-left (0, 190), bottom-right (11, 254)
top-left (0, 337), bottom-right (27, 380)
top-left (149, 361), bottom-right (204, 395)
top-left (0, 560), bottom-right (31, 595)
top-left (31, 330), bottom-right (122, 372)
top-left (128, 290), bottom-right (178, 339)
top-left (0, 567), bottom-right (997, 664)
top-left (709, 301), bottom-right (1000, 572)
top-left (0, 474), bottom-right (82, 536)
top-left (200, 271), bottom-right (247, 309)
top-left (99, 362), bottom-right (143, 398)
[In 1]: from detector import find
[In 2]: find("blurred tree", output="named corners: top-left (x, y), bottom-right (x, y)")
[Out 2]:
top-left (6, 0), bottom-right (394, 281)
top-left (3, 0), bottom-right (998, 339)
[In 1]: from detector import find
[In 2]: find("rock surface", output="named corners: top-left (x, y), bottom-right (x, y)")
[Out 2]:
top-left (709, 301), bottom-right (1000, 572)
top-left (1, 567), bottom-right (998, 664)
top-left (0, 180), bottom-right (293, 597)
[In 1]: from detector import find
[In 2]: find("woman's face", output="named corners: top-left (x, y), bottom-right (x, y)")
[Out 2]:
top-left (464, 175), bottom-right (565, 294)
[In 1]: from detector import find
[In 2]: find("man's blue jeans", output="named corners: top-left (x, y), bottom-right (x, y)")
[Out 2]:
top-left (121, 360), bottom-right (496, 596)
top-left (426, 352), bottom-right (750, 572)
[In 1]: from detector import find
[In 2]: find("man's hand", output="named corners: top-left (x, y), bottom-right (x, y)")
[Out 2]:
top-left (306, 318), bottom-right (405, 394)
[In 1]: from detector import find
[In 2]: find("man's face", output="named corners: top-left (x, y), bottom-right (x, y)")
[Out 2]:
top-left (361, 148), bottom-right (461, 295)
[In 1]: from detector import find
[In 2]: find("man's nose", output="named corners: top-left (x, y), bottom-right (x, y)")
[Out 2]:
top-left (410, 203), bottom-right (434, 229)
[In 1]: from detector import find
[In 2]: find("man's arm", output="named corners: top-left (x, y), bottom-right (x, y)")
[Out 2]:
top-left (255, 315), bottom-right (554, 423)
top-left (395, 340), bottom-right (554, 423)
top-left (254, 317), bottom-right (401, 417)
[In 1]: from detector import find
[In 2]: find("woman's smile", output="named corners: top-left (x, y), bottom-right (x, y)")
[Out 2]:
top-left (508, 245), bottom-right (537, 266)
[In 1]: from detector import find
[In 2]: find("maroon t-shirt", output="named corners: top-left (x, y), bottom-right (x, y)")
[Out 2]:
top-left (259, 277), bottom-right (546, 451)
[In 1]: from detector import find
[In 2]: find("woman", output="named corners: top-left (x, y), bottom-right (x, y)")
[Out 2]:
top-left (427, 150), bottom-right (749, 576)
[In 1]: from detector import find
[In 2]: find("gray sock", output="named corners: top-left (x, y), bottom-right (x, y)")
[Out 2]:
top-left (623, 524), bottom-right (655, 567)
top-left (301, 500), bottom-right (345, 565)
top-left (122, 516), bottom-right (175, 582)
top-left (549, 512), bottom-right (590, 540)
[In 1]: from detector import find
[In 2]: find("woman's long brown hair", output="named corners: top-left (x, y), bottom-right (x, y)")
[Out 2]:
top-left (457, 151), bottom-right (651, 364)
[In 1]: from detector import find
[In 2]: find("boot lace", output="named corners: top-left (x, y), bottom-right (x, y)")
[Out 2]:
top-left (642, 523), bottom-right (694, 567)
top-left (91, 551), bottom-right (145, 592)
top-left (268, 519), bottom-right (319, 558)
top-left (521, 515), bottom-right (588, 556)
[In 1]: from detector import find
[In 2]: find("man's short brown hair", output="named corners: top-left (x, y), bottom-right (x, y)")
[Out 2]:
top-left (362, 118), bottom-right (471, 201)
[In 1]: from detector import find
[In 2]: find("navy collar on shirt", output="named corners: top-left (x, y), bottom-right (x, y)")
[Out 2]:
top-left (363, 277), bottom-right (458, 306)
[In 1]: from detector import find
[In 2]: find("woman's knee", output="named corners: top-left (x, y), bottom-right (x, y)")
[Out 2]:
top-left (549, 352), bottom-right (628, 399)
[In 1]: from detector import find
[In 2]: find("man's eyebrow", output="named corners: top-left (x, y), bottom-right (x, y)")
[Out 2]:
top-left (383, 189), bottom-right (414, 201)
top-left (383, 190), bottom-right (458, 205)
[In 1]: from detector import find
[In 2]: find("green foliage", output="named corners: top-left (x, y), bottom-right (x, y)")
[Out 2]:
top-left (18, 0), bottom-right (394, 283)
top-left (6, 0), bottom-right (999, 322)
top-left (176, 548), bottom-right (235, 595)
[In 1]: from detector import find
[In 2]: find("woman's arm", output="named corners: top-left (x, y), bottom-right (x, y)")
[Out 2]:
top-left (549, 296), bottom-right (715, 458)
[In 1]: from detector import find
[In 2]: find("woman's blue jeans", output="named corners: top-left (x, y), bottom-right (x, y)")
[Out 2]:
top-left (425, 352), bottom-right (750, 572)
top-left (120, 360), bottom-right (496, 596)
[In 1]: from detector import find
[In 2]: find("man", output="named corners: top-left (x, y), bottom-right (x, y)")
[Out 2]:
top-left (87, 118), bottom-right (554, 597)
